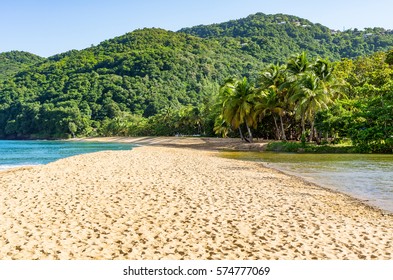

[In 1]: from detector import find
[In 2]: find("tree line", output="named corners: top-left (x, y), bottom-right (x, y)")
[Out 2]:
top-left (1, 48), bottom-right (392, 153)
top-left (216, 50), bottom-right (393, 153)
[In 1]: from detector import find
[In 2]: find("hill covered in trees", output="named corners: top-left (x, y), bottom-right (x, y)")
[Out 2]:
top-left (0, 51), bottom-right (44, 81)
top-left (0, 28), bottom-right (263, 138)
top-left (180, 13), bottom-right (393, 62)
top-left (0, 12), bottom-right (392, 150)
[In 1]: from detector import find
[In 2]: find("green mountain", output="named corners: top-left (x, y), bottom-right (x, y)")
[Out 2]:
top-left (179, 13), bottom-right (393, 62)
top-left (0, 28), bottom-right (263, 138)
top-left (0, 13), bottom-right (393, 139)
top-left (0, 51), bottom-right (45, 80)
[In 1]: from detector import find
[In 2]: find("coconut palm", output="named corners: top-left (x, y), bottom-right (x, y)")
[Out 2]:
top-left (285, 52), bottom-right (310, 99)
top-left (286, 52), bottom-right (310, 78)
top-left (259, 64), bottom-right (287, 88)
top-left (219, 77), bottom-right (256, 142)
top-left (312, 57), bottom-right (333, 82)
top-left (213, 114), bottom-right (230, 138)
top-left (257, 64), bottom-right (288, 140)
top-left (174, 105), bottom-right (205, 135)
top-left (312, 57), bottom-right (346, 99)
top-left (290, 71), bottom-right (334, 141)
top-left (254, 88), bottom-right (282, 140)
top-left (286, 54), bottom-right (345, 141)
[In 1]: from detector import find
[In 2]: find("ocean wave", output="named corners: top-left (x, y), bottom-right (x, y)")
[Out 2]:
top-left (0, 164), bottom-right (40, 171)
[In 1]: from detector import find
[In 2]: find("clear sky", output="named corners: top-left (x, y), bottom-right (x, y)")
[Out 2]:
top-left (2, 0), bottom-right (393, 57)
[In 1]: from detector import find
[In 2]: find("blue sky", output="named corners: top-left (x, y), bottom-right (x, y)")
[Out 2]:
top-left (1, 0), bottom-right (393, 57)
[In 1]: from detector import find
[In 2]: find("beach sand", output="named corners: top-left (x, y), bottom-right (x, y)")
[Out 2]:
top-left (0, 139), bottom-right (392, 260)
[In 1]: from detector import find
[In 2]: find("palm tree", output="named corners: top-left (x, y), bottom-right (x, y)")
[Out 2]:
top-left (213, 114), bottom-right (230, 138)
top-left (312, 57), bottom-right (334, 82)
top-left (259, 64), bottom-right (286, 88)
top-left (174, 105), bottom-right (204, 135)
top-left (189, 106), bottom-right (204, 135)
top-left (257, 64), bottom-right (288, 140)
top-left (219, 77), bottom-right (256, 142)
top-left (290, 72), bottom-right (334, 141)
top-left (286, 52), bottom-right (310, 78)
top-left (312, 57), bottom-right (346, 99)
top-left (285, 54), bottom-right (345, 142)
top-left (254, 88), bottom-right (286, 140)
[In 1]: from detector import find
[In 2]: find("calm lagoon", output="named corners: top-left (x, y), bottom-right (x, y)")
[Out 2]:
top-left (221, 151), bottom-right (393, 213)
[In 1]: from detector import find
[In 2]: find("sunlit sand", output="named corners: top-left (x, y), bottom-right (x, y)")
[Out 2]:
top-left (0, 138), bottom-right (392, 259)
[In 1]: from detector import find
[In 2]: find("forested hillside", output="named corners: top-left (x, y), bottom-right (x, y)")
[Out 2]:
top-left (180, 13), bottom-right (393, 62)
top-left (0, 28), bottom-right (263, 138)
top-left (0, 51), bottom-right (45, 81)
top-left (0, 13), bottom-right (392, 149)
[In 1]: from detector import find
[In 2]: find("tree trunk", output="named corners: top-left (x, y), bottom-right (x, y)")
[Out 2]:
top-left (315, 126), bottom-right (320, 144)
top-left (273, 116), bottom-right (280, 140)
top-left (245, 121), bottom-right (253, 143)
top-left (309, 120), bottom-right (315, 142)
top-left (238, 127), bottom-right (245, 141)
top-left (301, 115), bottom-right (306, 137)
top-left (279, 114), bottom-right (287, 141)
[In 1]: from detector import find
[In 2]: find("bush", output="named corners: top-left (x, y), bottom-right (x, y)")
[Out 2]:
top-left (266, 141), bottom-right (356, 153)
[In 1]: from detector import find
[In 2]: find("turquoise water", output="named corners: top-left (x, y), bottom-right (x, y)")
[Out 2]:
top-left (220, 152), bottom-right (393, 213)
top-left (0, 140), bottom-right (135, 170)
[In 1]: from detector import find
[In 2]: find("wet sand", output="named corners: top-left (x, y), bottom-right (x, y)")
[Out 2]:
top-left (0, 138), bottom-right (392, 259)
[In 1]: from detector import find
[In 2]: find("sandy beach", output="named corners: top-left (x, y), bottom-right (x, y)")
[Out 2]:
top-left (0, 138), bottom-right (392, 260)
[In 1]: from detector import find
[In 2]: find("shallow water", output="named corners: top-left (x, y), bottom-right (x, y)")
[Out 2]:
top-left (220, 151), bottom-right (393, 213)
top-left (0, 140), bottom-right (135, 170)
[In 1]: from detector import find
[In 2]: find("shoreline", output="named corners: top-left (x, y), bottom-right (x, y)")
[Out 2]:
top-left (1, 138), bottom-right (392, 259)
top-left (69, 136), bottom-right (270, 151)
top-left (72, 136), bottom-right (393, 215)
top-left (261, 163), bottom-right (393, 216)
top-left (3, 136), bottom-right (391, 215)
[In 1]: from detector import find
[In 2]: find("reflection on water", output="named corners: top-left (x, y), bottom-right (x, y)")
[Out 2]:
top-left (220, 151), bottom-right (393, 213)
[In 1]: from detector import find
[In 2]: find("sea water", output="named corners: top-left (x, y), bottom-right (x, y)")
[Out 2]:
top-left (0, 140), bottom-right (135, 171)
top-left (220, 151), bottom-right (393, 213)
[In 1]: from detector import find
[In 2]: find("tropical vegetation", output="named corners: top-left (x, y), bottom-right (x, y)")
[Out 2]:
top-left (0, 51), bottom-right (44, 81)
top-left (216, 50), bottom-right (393, 153)
top-left (0, 13), bottom-right (392, 153)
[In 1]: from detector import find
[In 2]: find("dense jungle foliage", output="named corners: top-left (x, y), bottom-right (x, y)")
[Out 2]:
top-left (0, 51), bottom-right (45, 81)
top-left (216, 50), bottom-right (393, 153)
top-left (0, 13), bottom-right (392, 152)
top-left (180, 13), bottom-right (393, 62)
